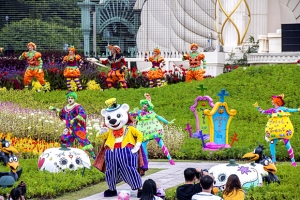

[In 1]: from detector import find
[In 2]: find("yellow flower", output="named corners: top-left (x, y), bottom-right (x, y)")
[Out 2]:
top-left (32, 80), bottom-right (51, 91)
top-left (70, 80), bottom-right (77, 91)
top-left (87, 80), bottom-right (101, 90)
top-left (0, 87), bottom-right (7, 91)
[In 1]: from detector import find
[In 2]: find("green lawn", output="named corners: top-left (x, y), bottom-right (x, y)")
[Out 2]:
top-left (2, 64), bottom-right (300, 199)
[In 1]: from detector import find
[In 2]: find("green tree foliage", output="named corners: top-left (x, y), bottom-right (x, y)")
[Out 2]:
top-left (0, 18), bottom-right (82, 50)
top-left (16, 0), bottom-right (82, 28)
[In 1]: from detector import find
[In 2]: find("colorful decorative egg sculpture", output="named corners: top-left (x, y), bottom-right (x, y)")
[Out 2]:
top-left (208, 159), bottom-right (266, 191)
top-left (38, 147), bottom-right (91, 173)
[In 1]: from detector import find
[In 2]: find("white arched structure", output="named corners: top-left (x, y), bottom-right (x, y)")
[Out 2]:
top-left (135, 0), bottom-right (217, 53)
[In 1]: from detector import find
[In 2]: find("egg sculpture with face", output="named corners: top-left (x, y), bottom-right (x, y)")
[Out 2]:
top-left (37, 146), bottom-right (91, 173)
top-left (208, 159), bottom-right (265, 191)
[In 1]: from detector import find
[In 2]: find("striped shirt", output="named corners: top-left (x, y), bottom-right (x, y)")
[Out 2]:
top-left (192, 192), bottom-right (223, 200)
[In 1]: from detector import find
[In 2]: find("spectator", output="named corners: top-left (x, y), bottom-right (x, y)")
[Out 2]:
top-left (192, 175), bottom-right (223, 200)
top-left (176, 168), bottom-right (203, 200)
top-left (8, 187), bottom-right (24, 200)
top-left (140, 179), bottom-right (163, 200)
top-left (223, 174), bottom-right (245, 200)
top-left (8, 181), bottom-right (26, 200)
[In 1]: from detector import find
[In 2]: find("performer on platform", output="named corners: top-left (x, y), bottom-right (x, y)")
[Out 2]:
top-left (144, 47), bottom-right (165, 88)
top-left (19, 42), bottom-right (46, 90)
top-left (100, 45), bottom-right (128, 89)
top-left (182, 43), bottom-right (206, 82)
top-left (62, 46), bottom-right (83, 92)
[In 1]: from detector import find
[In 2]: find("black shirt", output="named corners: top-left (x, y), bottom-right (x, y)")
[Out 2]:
top-left (176, 183), bottom-right (202, 200)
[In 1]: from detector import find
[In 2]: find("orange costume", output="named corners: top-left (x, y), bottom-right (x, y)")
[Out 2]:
top-left (62, 46), bottom-right (83, 92)
top-left (145, 48), bottom-right (164, 87)
top-left (101, 45), bottom-right (127, 89)
top-left (182, 43), bottom-right (206, 82)
top-left (19, 42), bottom-right (46, 89)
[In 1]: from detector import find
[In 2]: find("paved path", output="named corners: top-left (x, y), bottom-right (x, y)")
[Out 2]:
top-left (80, 161), bottom-right (223, 200)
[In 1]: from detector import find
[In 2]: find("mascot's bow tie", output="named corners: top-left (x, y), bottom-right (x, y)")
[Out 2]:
top-left (113, 128), bottom-right (124, 138)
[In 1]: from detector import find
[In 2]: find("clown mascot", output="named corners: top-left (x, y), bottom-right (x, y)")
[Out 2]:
top-left (254, 94), bottom-right (300, 166)
top-left (144, 47), bottom-right (165, 88)
top-left (49, 92), bottom-right (96, 159)
top-left (19, 42), bottom-right (46, 90)
top-left (130, 93), bottom-right (175, 170)
top-left (182, 43), bottom-right (206, 82)
top-left (100, 45), bottom-right (128, 89)
top-left (62, 46), bottom-right (83, 92)
top-left (94, 98), bottom-right (143, 197)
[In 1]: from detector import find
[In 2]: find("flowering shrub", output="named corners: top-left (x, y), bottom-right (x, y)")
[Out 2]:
top-left (0, 132), bottom-right (61, 158)
top-left (223, 64), bottom-right (239, 73)
top-left (147, 124), bottom-right (185, 159)
top-left (86, 80), bottom-right (102, 90)
top-left (31, 80), bottom-right (51, 92)
top-left (125, 66), bottom-right (149, 88)
top-left (0, 101), bottom-right (103, 143)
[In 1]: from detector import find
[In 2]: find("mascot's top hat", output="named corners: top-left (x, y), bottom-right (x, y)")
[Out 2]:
top-left (105, 98), bottom-right (121, 112)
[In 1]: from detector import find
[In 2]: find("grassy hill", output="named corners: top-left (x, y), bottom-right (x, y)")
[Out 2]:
top-left (1, 64), bottom-right (300, 161)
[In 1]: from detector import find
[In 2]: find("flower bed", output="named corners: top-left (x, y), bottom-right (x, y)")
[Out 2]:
top-left (0, 53), bottom-right (213, 90)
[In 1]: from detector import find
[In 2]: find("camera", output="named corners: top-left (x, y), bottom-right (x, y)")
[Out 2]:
top-left (195, 169), bottom-right (204, 179)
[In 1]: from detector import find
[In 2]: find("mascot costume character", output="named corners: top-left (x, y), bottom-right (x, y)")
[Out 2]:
top-left (93, 98), bottom-right (143, 197)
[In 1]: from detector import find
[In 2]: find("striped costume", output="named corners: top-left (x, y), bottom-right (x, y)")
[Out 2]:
top-left (100, 126), bottom-right (143, 191)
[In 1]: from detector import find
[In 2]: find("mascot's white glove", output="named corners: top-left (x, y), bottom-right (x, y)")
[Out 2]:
top-left (99, 127), bottom-right (109, 135)
top-left (131, 142), bottom-right (141, 154)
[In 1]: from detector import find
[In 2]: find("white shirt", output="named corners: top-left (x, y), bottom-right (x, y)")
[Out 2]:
top-left (192, 192), bottom-right (223, 200)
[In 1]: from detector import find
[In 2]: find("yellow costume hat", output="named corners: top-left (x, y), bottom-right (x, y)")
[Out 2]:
top-left (105, 98), bottom-right (121, 112)
top-left (108, 45), bottom-right (121, 54)
top-left (27, 42), bottom-right (36, 50)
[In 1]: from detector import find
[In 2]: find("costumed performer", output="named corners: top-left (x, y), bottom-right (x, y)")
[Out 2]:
top-left (144, 47), bottom-right (165, 88)
top-left (62, 46), bottom-right (83, 92)
top-left (49, 92), bottom-right (95, 159)
top-left (19, 42), bottom-right (46, 90)
top-left (182, 43), bottom-right (206, 82)
top-left (130, 93), bottom-right (176, 168)
top-left (254, 94), bottom-right (299, 166)
top-left (100, 45), bottom-right (128, 89)
top-left (93, 98), bottom-right (143, 197)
